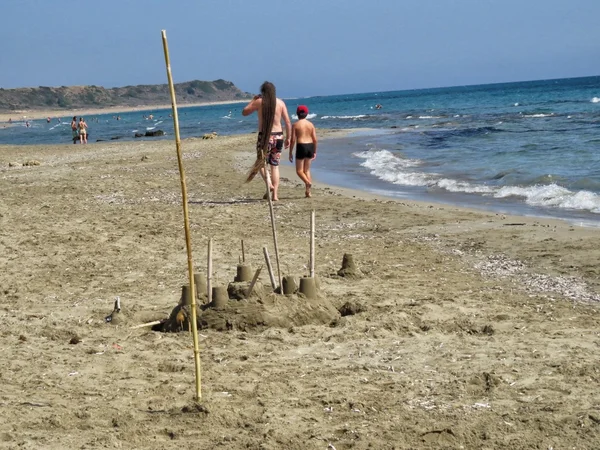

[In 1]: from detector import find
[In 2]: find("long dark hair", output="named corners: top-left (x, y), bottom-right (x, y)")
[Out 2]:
top-left (258, 81), bottom-right (276, 152)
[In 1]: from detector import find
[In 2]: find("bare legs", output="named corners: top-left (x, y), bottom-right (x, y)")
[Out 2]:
top-left (296, 158), bottom-right (313, 197)
top-left (260, 164), bottom-right (280, 201)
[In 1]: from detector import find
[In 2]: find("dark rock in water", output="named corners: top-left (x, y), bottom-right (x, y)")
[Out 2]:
top-left (73, 133), bottom-right (90, 143)
top-left (110, 136), bottom-right (121, 140)
top-left (96, 139), bottom-right (105, 142)
top-left (391, 125), bottom-right (398, 129)
top-left (134, 133), bottom-right (144, 138)
top-left (145, 129), bottom-right (165, 137)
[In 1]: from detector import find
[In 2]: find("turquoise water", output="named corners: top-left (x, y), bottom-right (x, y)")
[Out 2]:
top-left (3, 76), bottom-right (600, 222)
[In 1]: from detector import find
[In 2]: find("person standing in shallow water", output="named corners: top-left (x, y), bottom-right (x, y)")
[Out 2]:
top-left (242, 81), bottom-right (291, 202)
top-left (78, 117), bottom-right (88, 144)
top-left (289, 105), bottom-right (318, 198)
top-left (71, 116), bottom-right (78, 144)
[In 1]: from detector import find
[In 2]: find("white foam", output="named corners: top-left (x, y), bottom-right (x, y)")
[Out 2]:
top-left (291, 113), bottom-right (318, 120)
top-left (357, 150), bottom-right (600, 213)
top-left (146, 126), bottom-right (156, 131)
top-left (320, 114), bottom-right (366, 120)
top-left (495, 183), bottom-right (600, 213)
top-left (418, 115), bottom-right (442, 119)
top-left (592, 97), bottom-right (600, 103)
top-left (356, 150), bottom-right (429, 186)
top-left (522, 113), bottom-right (554, 118)
top-left (436, 178), bottom-right (494, 194)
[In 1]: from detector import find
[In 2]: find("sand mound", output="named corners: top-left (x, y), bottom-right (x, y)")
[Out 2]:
top-left (156, 281), bottom-right (339, 332)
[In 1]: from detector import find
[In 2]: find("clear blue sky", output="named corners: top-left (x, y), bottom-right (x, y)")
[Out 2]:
top-left (1, 0), bottom-right (599, 97)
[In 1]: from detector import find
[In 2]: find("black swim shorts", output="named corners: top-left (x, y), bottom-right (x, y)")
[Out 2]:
top-left (296, 143), bottom-right (315, 160)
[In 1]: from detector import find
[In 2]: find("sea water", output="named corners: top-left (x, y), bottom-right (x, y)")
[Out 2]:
top-left (2, 76), bottom-right (600, 223)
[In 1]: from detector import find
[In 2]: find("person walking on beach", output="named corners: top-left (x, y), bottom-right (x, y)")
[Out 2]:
top-left (289, 105), bottom-right (318, 198)
top-left (242, 81), bottom-right (291, 202)
top-left (78, 117), bottom-right (88, 144)
top-left (71, 116), bottom-right (78, 144)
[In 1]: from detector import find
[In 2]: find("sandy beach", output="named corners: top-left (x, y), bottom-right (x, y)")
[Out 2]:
top-left (0, 100), bottom-right (247, 123)
top-left (1, 133), bottom-right (599, 449)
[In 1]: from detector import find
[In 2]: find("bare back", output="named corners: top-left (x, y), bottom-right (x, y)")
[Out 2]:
top-left (292, 119), bottom-right (316, 144)
top-left (256, 98), bottom-right (286, 133)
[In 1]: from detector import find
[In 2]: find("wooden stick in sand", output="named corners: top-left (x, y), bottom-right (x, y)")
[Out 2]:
top-left (207, 238), bottom-right (213, 304)
top-left (246, 266), bottom-right (263, 297)
top-left (241, 239), bottom-right (246, 263)
top-left (161, 30), bottom-right (202, 401)
top-left (310, 209), bottom-right (315, 278)
top-left (263, 246), bottom-right (277, 290)
top-left (262, 165), bottom-right (283, 291)
top-left (130, 320), bottom-right (162, 330)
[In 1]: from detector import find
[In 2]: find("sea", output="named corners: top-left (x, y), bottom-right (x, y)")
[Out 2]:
top-left (2, 75), bottom-right (600, 225)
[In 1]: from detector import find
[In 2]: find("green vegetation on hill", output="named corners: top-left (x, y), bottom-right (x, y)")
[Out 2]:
top-left (0, 79), bottom-right (252, 111)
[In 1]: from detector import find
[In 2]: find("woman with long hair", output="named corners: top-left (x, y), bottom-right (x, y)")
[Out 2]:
top-left (242, 81), bottom-right (291, 201)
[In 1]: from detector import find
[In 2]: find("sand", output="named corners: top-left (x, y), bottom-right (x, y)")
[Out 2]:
top-left (1, 133), bottom-right (599, 449)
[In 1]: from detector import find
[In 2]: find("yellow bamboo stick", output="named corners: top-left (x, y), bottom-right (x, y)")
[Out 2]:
top-left (161, 30), bottom-right (202, 401)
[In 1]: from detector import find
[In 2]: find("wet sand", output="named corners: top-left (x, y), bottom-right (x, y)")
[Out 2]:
top-left (1, 133), bottom-right (599, 449)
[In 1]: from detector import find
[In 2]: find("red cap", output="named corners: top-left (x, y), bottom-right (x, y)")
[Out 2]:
top-left (296, 105), bottom-right (309, 116)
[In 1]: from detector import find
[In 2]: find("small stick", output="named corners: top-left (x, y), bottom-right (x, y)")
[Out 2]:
top-left (246, 266), bottom-right (263, 297)
top-left (207, 238), bottom-right (213, 304)
top-left (263, 246), bottom-right (276, 290)
top-left (310, 210), bottom-right (315, 278)
top-left (241, 239), bottom-right (246, 263)
top-left (130, 320), bottom-right (162, 329)
top-left (262, 162), bottom-right (283, 291)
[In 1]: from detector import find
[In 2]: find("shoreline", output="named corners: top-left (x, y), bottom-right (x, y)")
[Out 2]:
top-left (1, 134), bottom-right (599, 447)
top-left (0, 99), bottom-right (248, 122)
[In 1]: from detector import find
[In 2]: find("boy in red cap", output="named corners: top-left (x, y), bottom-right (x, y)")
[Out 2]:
top-left (289, 105), bottom-right (318, 197)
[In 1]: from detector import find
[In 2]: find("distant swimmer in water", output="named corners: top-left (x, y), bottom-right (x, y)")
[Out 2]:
top-left (47, 117), bottom-right (51, 123)
top-left (375, 104), bottom-right (382, 110)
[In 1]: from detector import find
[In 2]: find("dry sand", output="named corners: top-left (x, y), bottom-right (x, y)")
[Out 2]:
top-left (1, 133), bottom-right (599, 449)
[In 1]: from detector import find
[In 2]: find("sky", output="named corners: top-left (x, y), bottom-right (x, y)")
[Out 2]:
top-left (1, 0), bottom-right (599, 97)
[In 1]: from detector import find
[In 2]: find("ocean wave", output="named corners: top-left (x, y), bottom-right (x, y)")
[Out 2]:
top-left (320, 114), bottom-right (367, 120)
top-left (521, 113), bottom-right (554, 118)
top-left (436, 178), bottom-right (494, 194)
top-left (495, 184), bottom-right (600, 213)
top-left (592, 97), bottom-right (600, 103)
top-left (357, 150), bottom-right (600, 213)
top-left (291, 113), bottom-right (318, 120)
top-left (356, 150), bottom-right (427, 185)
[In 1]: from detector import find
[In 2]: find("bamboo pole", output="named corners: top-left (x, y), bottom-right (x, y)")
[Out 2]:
top-left (207, 238), bottom-right (213, 304)
top-left (263, 246), bottom-right (276, 290)
top-left (262, 164), bottom-right (283, 291)
top-left (310, 210), bottom-right (315, 278)
top-left (161, 30), bottom-right (202, 401)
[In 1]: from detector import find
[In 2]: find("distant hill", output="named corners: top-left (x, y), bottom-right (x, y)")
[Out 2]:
top-left (0, 79), bottom-right (252, 111)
